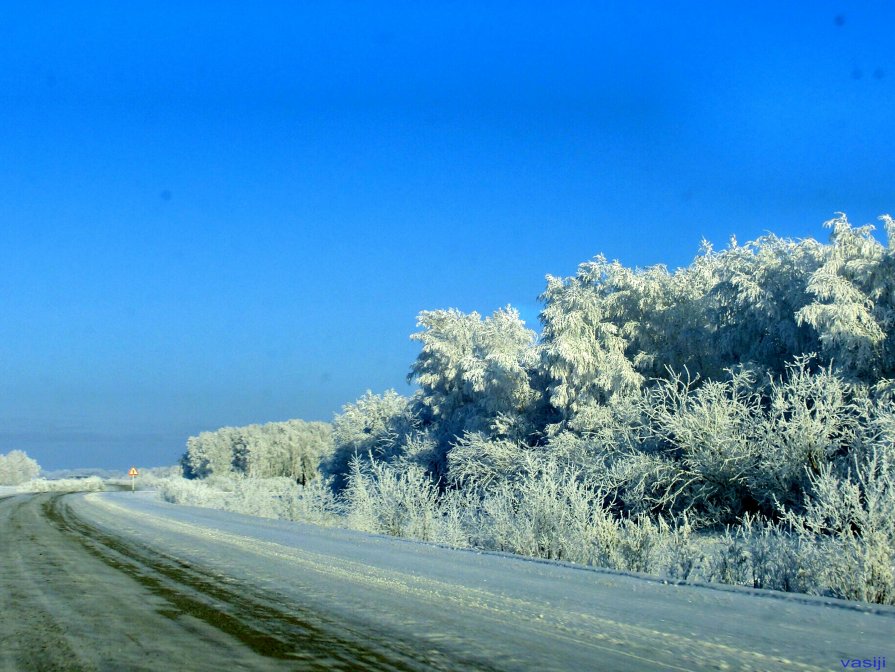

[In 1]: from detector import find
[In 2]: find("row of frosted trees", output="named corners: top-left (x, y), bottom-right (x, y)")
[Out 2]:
top-left (179, 214), bottom-right (895, 602)
top-left (182, 419), bottom-right (331, 484)
top-left (326, 214), bottom-right (894, 517)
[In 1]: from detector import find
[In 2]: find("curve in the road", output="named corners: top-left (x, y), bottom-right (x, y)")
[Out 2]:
top-left (0, 493), bottom-right (487, 672)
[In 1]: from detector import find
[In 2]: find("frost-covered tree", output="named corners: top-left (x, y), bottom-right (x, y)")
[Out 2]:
top-left (707, 235), bottom-right (823, 377)
top-left (243, 420), bottom-right (332, 483)
top-left (539, 233), bottom-right (825, 427)
top-left (0, 450), bottom-right (41, 485)
top-left (539, 262), bottom-right (643, 420)
top-left (184, 420), bottom-right (332, 483)
top-left (408, 306), bottom-right (544, 445)
top-left (321, 389), bottom-right (419, 489)
top-left (185, 427), bottom-right (245, 478)
top-left (797, 213), bottom-right (895, 384)
top-left (584, 251), bottom-right (721, 381)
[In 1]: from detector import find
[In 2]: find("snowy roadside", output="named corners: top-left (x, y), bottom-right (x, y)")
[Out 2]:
top-left (69, 490), bottom-right (894, 672)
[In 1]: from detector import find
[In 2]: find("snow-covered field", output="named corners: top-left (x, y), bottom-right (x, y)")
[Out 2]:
top-left (69, 490), bottom-right (894, 671)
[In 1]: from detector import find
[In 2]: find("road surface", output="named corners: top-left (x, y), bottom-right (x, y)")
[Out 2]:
top-left (0, 490), bottom-right (891, 671)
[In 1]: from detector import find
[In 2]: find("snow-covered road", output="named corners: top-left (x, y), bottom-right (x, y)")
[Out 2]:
top-left (2, 491), bottom-right (892, 671)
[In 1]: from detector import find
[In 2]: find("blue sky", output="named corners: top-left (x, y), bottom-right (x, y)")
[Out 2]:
top-left (1, 1), bottom-right (893, 470)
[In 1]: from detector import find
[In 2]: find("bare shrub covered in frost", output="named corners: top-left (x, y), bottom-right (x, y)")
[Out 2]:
top-left (474, 454), bottom-right (621, 566)
top-left (342, 448), bottom-right (669, 573)
top-left (19, 476), bottom-right (105, 492)
top-left (701, 516), bottom-right (806, 593)
top-left (636, 367), bottom-right (762, 524)
top-left (446, 432), bottom-right (529, 492)
top-left (694, 437), bottom-right (895, 603)
top-left (589, 358), bottom-right (881, 528)
top-left (158, 475), bottom-right (231, 509)
top-left (158, 475), bottom-right (340, 524)
top-left (751, 358), bottom-right (868, 514)
top-left (783, 442), bottom-right (895, 604)
top-left (343, 455), bottom-right (441, 540)
top-left (136, 465), bottom-right (185, 489)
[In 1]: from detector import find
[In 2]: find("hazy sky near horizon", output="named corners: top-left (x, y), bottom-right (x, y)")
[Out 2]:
top-left (1, 2), bottom-right (893, 470)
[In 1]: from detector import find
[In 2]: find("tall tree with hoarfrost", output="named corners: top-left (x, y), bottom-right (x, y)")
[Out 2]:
top-left (538, 258), bottom-right (644, 421)
top-left (707, 234), bottom-right (823, 378)
top-left (408, 306), bottom-right (543, 445)
top-left (797, 214), bottom-right (895, 385)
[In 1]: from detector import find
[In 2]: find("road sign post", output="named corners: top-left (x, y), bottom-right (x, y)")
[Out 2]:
top-left (128, 467), bottom-right (139, 491)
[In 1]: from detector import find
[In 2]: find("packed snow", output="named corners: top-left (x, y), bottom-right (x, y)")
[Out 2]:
top-left (68, 490), bottom-right (895, 671)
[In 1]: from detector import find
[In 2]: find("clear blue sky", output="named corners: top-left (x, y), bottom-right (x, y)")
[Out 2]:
top-left (1, 2), bottom-right (892, 470)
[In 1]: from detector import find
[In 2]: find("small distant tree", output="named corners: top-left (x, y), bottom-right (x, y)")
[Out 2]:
top-left (0, 450), bottom-right (41, 485)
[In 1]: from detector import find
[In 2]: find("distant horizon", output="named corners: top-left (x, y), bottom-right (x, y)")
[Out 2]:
top-left (2, 1), bottom-right (893, 470)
